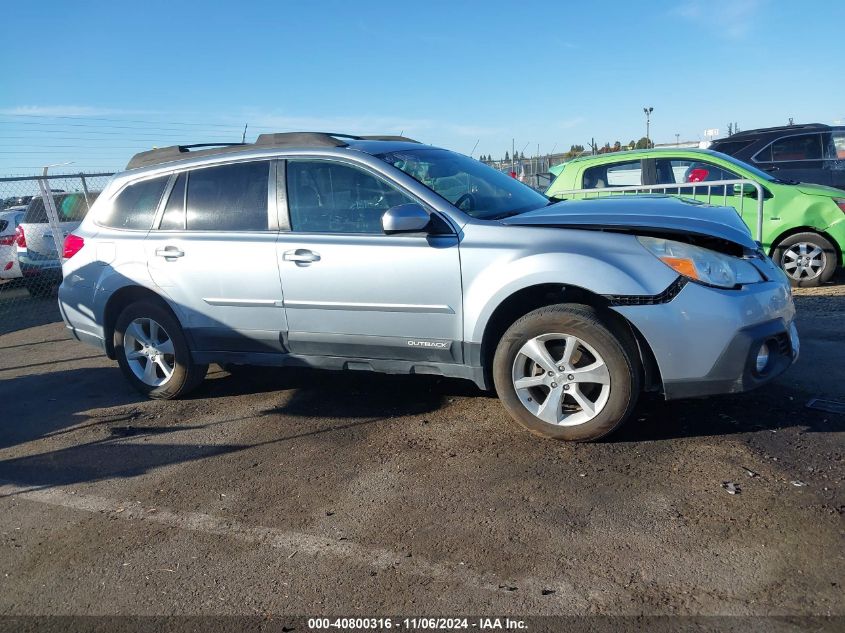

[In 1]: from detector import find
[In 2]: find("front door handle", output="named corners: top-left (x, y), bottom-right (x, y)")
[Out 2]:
top-left (155, 246), bottom-right (185, 259)
top-left (283, 249), bottom-right (321, 266)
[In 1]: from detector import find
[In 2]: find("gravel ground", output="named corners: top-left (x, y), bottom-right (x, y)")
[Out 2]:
top-left (0, 276), bottom-right (842, 625)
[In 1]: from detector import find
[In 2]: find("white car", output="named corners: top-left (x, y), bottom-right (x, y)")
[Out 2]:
top-left (0, 207), bottom-right (26, 279)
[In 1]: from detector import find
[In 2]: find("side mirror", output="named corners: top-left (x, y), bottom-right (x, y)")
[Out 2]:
top-left (733, 183), bottom-right (758, 197)
top-left (382, 204), bottom-right (430, 234)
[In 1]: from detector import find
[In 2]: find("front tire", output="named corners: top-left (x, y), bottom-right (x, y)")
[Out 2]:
top-left (114, 300), bottom-right (207, 399)
top-left (773, 232), bottom-right (837, 288)
top-left (493, 304), bottom-right (640, 441)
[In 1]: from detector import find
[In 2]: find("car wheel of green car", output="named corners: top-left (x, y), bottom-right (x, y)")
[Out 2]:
top-left (773, 232), bottom-right (838, 288)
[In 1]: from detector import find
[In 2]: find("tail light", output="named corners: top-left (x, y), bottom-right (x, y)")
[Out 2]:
top-left (15, 225), bottom-right (26, 248)
top-left (0, 234), bottom-right (15, 246)
top-left (63, 233), bottom-right (84, 259)
top-left (835, 198), bottom-right (845, 214)
top-left (686, 167), bottom-right (709, 183)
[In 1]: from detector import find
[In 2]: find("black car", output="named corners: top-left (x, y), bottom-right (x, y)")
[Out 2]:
top-left (709, 123), bottom-right (845, 190)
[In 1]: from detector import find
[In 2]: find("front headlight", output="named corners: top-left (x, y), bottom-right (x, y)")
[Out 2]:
top-left (637, 236), bottom-right (763, 288)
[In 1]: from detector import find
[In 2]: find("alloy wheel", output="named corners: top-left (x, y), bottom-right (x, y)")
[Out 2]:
top-left (511, 333), bottom-right (611, 426)
top-left (123, 317), bottom-right (176, 387)
top-left (781, 242), bottom-right (826, 281)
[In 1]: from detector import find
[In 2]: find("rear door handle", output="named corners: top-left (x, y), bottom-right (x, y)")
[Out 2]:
top-left (155, 246), bottom-right (185, 259)
top-left (283, 249), bottom-right (321, 265)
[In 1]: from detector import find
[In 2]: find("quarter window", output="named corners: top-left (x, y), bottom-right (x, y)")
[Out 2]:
top-left (185, 161), bottom-right (269, 231)
top-left (99, 177), bottom-right (168, 230)
top-left (582, 161), bottom-right (642, 189)
top-left (286, 160), bottom-right (416, 233)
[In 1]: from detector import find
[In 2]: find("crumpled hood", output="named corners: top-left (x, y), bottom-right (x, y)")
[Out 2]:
top-left (503, 195), bottom-right (757, 249)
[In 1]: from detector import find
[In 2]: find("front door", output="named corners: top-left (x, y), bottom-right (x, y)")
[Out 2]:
top-left (145, 160), bottom-right (287, 353)
top-left (276, 159), bottom-right (463, 364)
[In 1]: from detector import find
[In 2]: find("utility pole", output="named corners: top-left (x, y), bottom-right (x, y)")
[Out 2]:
top-left (675, 133), bottom-right (680, 146)
top-left (643, 106), bottom-right (653, 147)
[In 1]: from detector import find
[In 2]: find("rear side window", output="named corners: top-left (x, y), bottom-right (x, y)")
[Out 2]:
top-left (99, 176), bottom-right (169, 230)
top-left (582, 160), bottom-right (642, 189)
top-left (186, 161), bottom-right (269, 231)
top-left (159, 172), bottom-right (186, 230)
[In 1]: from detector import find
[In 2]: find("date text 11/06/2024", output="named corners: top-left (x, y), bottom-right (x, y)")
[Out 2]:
top-left (307, 617), bottom-right (527, 630)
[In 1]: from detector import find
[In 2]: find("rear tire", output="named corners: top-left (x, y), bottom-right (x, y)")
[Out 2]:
top-left (773, 232), bottom-right (837, 288)
top-left (114, 300), bottom-right (207, 399)
top-left (493, 304), bottom-right (640, 441)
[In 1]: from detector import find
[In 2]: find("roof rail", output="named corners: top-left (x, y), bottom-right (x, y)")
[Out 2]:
top-left (254, 132), bottom-right (350, 147)
top-left (125, 132), bottom-right (422, 170)
top-left (126, 143), bottom-right (245, 170)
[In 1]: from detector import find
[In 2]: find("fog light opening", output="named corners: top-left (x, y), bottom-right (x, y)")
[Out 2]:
top-left (755, 343), bottom-right (771, 374)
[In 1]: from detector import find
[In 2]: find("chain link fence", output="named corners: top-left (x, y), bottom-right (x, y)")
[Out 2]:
top-left (0, 173), bottom-right (113, 334)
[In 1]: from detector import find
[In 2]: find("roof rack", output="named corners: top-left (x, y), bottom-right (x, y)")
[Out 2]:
top-left (126, 132), bottom-right (421, 170)
top-left (728, 122), bottom-right (829, 137)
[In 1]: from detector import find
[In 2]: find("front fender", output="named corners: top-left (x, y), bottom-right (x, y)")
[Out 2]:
top-left (460, 226), bottom-right (677, 343)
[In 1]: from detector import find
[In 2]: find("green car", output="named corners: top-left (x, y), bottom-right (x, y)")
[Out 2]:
top-left (546, 148), bottom-right (845, 286)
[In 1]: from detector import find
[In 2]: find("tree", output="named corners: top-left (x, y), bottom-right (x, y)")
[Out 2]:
top-left (628, 140), bottom-right (636, 149)
top-left (565, 144), bottom-right (585, 158)
top-left (504, 151), bottom-right (510, 162)
top-left (727, 123), bottom-right (733, 137)
top-left (519, 151), bottom-right (526, 160)
top-left (613, 141), bottom-right (622, 152)
top-left (635, 136), bottom-right (652, 149)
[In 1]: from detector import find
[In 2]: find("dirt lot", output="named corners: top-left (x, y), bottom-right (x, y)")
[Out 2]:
top-left (0, 277), bottom-right (842, 625)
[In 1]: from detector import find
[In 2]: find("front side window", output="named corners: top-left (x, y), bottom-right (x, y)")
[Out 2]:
top-left (286, 160), bottom-right (416, 233)
top-left (185, 161), bottom-right (269, 231)
top-left (378, 148), bottom-right (548, 219)
top-left (582, 160), bottom-right (642, 189)
top-left (757, 133), bottom-right (824, 162)
top-left (99, 176), bottom-right (168, 230)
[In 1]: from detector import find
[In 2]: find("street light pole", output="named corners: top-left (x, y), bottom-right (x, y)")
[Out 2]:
top-left (643, 106), bottom-right (653, 147)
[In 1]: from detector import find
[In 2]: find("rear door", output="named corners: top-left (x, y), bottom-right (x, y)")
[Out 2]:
top-left (145, 160), bottom-right (287, 354)
top-left (276, 158), bottom-right (463, 363)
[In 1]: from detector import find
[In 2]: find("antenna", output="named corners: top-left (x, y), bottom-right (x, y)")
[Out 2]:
top-left (470, 139), bottom-right (480, 157)
top-left (241, 123), bottom-right (248, 143)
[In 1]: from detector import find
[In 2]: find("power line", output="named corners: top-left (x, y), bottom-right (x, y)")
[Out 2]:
top-left (0, 113), bottom-right (245, 128)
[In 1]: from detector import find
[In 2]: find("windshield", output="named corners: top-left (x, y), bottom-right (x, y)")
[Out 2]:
top-left (377, 148), bottom-right (549, 219)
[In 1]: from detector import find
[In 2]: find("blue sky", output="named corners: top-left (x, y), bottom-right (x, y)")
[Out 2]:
top-left (1, 0), bottom-right (843, 174)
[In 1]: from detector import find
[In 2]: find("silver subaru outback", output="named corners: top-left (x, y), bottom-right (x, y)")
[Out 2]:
top-left (58, 133), bottom-right (799, 441)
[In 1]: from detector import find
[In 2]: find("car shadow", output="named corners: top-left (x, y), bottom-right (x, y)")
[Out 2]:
top-left (204, 365), bottom-right (486, 418)
top-left (612, 381), bottom-right (844, 443)
top-left (0, 287), bottom-right (62, 336)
